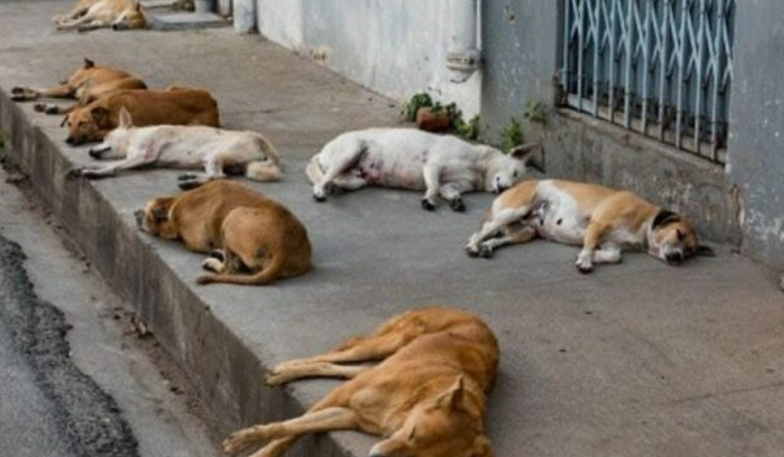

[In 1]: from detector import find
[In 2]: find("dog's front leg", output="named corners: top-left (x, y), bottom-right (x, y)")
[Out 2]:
top-left (439, 183), bottom-right (469, 212)
top-left (11, 84), bottom-right (73, 102)
top-left (576, 221), bottom-right (609, 273)
top-left (421, 164), bottom-right (441, 211)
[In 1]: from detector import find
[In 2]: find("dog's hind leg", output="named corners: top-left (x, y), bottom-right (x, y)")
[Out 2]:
top-left (34, 102), bottom-right (79, 115)
top-left (312, 140), bottom-right (365, 201)
top-left (11, 83), bottom-right (73, 102)
top-left (575, 221), bottom-right (610, 273)
top-left (479, 226), bottom-right (537, 255)
top-left (593, 243), bottom-right (622, 265)
top-left (466, 206), bottom-right (532, 258)
top-left (223, 406), bottom-right (358, 456)
top-left (70, 155), bottom-right (157, 179)
top-left (266, 362), bottom-right (372, 386)
top-left (272, 332), bottom-right (409, 373)
top-left (439, 182), bottom-right (470, 212)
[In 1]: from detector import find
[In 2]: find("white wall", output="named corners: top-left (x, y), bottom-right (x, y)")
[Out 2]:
top-left (254, 0), bottom-right (482, 117)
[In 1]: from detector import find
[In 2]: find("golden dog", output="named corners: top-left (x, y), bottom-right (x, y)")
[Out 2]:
top-left (135, 180), bottom-right (312, 286)
top-left (466, 179), bottom-right (714, 272)
top-left (63, 85), bottom-right (220, 145)
top-left (11, 58), bottom-right (147, 115)
top-left (224, 307), bottom-right (499, 457)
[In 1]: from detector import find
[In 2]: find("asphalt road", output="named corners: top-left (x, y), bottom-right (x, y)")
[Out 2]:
top-left (0, 234), bottom-right (138, 457)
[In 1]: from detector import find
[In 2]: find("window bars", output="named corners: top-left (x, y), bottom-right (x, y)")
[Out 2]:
top-left (558, 0), bottom-right (735, 163)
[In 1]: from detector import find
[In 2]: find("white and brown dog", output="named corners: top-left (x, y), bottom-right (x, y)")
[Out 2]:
top-left (466, 179), bottom-right (714, 273)
top-left (307, 128), bottom-right (539, 211)
top-left (68, 107), bottom-right (282, 188)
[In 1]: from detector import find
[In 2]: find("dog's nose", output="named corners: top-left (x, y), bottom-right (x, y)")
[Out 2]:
top-left (112, 23), bottom-right (119, 30)
top-left (65, 137), bottom-right (76, 145)
top-left (665, 252), bottom-right (684, 265)
top-left (134, 210), bottom-right (144, 226)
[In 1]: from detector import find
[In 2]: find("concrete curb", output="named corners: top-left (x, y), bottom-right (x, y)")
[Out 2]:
top-left (0, 90), bottom-right (349, 457)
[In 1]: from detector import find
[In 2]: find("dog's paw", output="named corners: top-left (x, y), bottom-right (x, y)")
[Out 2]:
top-left (222, 429), bottom-right (260, 455)
top-left (465, 245), bottom-right (480, 258)
top-left (178, 179), bottom-right (202, 191)
top-left (477, 244), bottom-right (494, 259)
top-left (450, 198), bottom-right (466, 212)
top-left (421, 199), bottom-right (436, 211)
top-left (265, 369), bottom-right (289, 387)
top-left (66, 168), bottom-right (84, 179)
top-left (313, 192), bottom-right (327, 202)
top-left (10, 93), bottom-right (28, 102)
top-left (576, 264), bottom-right (593, 274)
top-left (44, 104), bottom-right (61, 115)
top-left (33, 103), bottom-right (47, 113)
top-left (201, 258), bottom-right (224, 273)
top-left (575, 251), bottom-right (593, 274)
top-left (208, 249), bottom-right (226, 261)
top-left (11, 86), bottom-right (24, 95)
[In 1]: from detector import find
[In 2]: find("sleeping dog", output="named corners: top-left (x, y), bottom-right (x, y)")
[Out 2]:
top-left (54, 0), bottom-right (145, 32)
top-left (224, 307), bottom-right (498, 457)
top-left (69, 107), bottom-right (281, 188)
top-left (307, 128), bottom-right (539, 211)
top-left (136, 180), bottom-right (312, 286)
top-left (10, 58), bottom-right (146, 115)
top-left (466, 179), bottom-right (714, 273)
top-left (62, 85), bottom-right (219, 145)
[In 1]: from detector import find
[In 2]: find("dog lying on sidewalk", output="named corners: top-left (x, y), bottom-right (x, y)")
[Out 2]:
top-left (307, 128), bottom-right (539, 211)
top-left (68, 107), bottom-right (281, 188)
top-left (54, 0), bottom-right (146, 32)
top-left (11, 58), bottom-right (147, 115)
top-left (135, 180), bottom-right (312, 286)
top-left (63, 86), bottom-right (220, 145)
top-left (466, 179), bottom-right (714, 272)
top-left (224, 307), bottom-right (499, 457)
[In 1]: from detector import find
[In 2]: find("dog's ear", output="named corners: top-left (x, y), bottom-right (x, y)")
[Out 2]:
top-left (695, 245), bottom-right (716, 257)
top-left (90, 106), bottom-right (111, 127)
top-left (508, 142), bottom-right (541, 162)
top-left (83, 58), bottom-right (95, 69)
top-left (135, 1), bottom-right (142, 11)
top-left (652, 209), bottom-right (681, 229)
top-left (118, 107), bottom-right (134, 129)
top-left (441, 375), bottom-right (466, 411)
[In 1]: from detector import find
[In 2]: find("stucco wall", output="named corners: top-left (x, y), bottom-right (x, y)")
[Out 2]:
top-left (254, 0), bottom-right (482, 116)
top-left (726, 1), bottom-right (784, 269)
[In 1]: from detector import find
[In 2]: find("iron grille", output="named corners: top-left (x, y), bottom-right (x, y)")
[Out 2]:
top-left (558, 0), bottom-right (735, 163)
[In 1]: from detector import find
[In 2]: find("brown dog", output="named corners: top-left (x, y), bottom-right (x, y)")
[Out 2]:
top-left (11, 58), bottom-right (147, 115)
top-left (63, 85), bottom-right (220, 145)
top-left (135, 180), bottom-right (311, 286)
top-left (223, 307), bottom-right (499, 457)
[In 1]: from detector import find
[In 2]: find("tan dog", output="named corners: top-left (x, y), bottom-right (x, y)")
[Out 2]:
top-left (55, 0), bottom-right (145, 32)
top-left (63, 86), bottom-right (220, 145)
top-left (135, 180), bottom-right (312, 286)
top-left (223, 307), bottom-right (499, 457)
top-left (466, 179), bottom-right (714, 272)
top-left (10, 58), bottom-right (147, 115)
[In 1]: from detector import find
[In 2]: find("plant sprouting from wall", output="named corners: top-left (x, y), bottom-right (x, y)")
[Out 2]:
top-left (500, 116), bottom-right (524, 153)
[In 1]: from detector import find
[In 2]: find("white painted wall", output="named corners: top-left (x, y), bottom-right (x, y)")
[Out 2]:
top-left (254, 0), bottom-right (482, 117)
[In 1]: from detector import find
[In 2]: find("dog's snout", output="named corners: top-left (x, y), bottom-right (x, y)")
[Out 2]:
top-left (134, 210), bottom-right (144, 226)
top-left (665, 252), bottom-right (684, 265)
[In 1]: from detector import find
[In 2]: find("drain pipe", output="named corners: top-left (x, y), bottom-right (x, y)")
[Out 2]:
top-left (233, 0), bottom-right (257, 33)
top-left (446, 0), bottom-right (481, 83)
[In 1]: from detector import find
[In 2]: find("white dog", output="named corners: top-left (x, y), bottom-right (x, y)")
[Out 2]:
top-left (68, 108), bottom-right (281, 189)
top-left (307, 128), bottom-right (539, 211)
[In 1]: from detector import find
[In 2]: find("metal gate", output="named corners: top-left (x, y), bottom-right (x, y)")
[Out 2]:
top-left (558, 0), bottom-right (735, 163)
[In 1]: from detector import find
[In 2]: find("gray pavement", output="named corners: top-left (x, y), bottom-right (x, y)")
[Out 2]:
top-left (1, 1), bottom-right (784, 456)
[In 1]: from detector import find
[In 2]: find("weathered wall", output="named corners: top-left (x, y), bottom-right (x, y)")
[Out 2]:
top-left (726, 1), bottom-right (784, 269)
top-left (253, 0), bottom-right (482, 116)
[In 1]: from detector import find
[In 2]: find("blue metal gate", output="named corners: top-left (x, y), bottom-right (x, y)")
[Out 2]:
top-left (558, 0), bottom-right (735, 163)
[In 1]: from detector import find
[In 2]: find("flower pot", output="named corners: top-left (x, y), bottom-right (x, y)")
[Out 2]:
top-left (416, 107), bottom-right (450, 133)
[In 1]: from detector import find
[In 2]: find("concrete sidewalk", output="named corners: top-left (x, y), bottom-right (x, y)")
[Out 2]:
top-left (1, 1), bottom-right (784, 456)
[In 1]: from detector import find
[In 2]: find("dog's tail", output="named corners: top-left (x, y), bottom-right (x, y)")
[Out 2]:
top-left (246, 134), bottom-right (282, 182)
top-left (305, 154), bottom-right (324, 185)
top-left (197, 253), bottom-right (287, 286)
